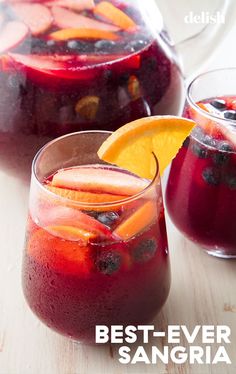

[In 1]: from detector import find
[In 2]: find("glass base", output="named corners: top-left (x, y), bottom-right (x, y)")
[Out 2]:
top-left (205, 249), bottom-right (236, 259)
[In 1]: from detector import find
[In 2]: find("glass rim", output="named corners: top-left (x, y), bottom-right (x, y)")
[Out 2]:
top-left (187, 67), bottom-right (236, 126)
top-left (32, 130), bottom-right (160, 209)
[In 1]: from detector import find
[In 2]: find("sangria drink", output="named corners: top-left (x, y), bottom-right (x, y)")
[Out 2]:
top-left (166, 69), bottom-right (236, 258)
top-left (0, 0), bottom-right (183, 165)
top-left (22, 131), bottom-right (170, 342)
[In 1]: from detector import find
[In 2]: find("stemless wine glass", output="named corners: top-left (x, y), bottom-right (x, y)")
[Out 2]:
top-left (166, 68), bottom-right (236, 259)
top-left (22, 131), bottom-right (170, 342)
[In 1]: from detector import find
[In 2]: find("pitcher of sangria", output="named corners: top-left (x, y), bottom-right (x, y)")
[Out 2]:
top-left (0, 0), bottom-right (235, 163)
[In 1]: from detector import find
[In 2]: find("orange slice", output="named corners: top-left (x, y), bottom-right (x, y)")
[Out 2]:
top-left (114, 201), bottom-right (157, 240)
top-left (46, 185), bottom-right (127, 203)
top-left (49, 27), bottom-right (119, 41)
top-left (94, 1), bottom-right (136, 31)
top-left (98, 116), bottom-right (195, 178)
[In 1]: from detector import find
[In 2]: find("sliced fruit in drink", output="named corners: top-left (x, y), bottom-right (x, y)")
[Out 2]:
top-left (51, 166), bottom-right (149, 195)
top-left (114, 201), bottom-right (157, 240)
top-left (47, 0), bottom-right (95, 12)
top-left (94, 1), bottom-right (136, 31)
top-left (0, 21), bottom-right (28, 54)
top-left (75, 95), bottom-right (100, 120)
top-left (49, 27), bottom-right (119, 41)
top-left (28, 228), bottom-right (93, 275)
top-left (12, 3), bottom-right (52, 35)
top-left (98, 116), bottom-right (195, 178)
top-left (52, 6), bottom-right (119, 31)
top-left (45, 225), bottom-right (96, 243)
top-left (46, 185), bottom-right (127, 203)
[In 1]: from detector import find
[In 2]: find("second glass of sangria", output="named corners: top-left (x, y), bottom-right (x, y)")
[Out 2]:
top-left (166, 68), bottom-right (236, 258)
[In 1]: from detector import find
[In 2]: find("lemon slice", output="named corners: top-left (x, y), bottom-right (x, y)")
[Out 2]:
top-left (98, 116), bottom-right (195, 178)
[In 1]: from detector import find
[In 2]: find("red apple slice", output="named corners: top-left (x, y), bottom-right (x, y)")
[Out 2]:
top-left (0, 21), bottom-right (28, 54)
top-left (47, 0), bottom-right (95, 12)
top-left (51, 5), bottom-right (119, 31)
top-left (11, 3), bottom-right (52, 35)
top-left (51, 167), bottom-right (149, 196)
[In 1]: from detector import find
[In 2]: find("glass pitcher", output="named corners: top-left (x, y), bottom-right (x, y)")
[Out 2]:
top-left (0, 0), bottom-right (233, 171)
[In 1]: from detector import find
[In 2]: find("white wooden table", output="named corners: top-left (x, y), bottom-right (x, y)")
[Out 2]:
top-left (0, 152), bottom-right (236, 374)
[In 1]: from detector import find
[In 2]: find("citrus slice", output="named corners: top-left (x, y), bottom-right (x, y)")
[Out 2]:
top-left (45, 225), bottom-right (96, 243)
top-left (97, 116), bottom-right (195, 178)
top-left (49, 28), bottom-right (119, 41)
top-left (94, 1), bottom-right (136, 31)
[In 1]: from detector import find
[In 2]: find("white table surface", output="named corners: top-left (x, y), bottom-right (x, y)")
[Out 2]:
top-left (1, 13), bottom-right (236, 374)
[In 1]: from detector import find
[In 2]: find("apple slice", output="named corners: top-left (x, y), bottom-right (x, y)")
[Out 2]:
top-left (45, 225), bottom-right (96, 243)
top-left (49, 27), bottom-right (119, 41)
top-left (46, 185), bottom-right (127, 203)
top-left (0, 21), bottom-right (28, 54)
top-left (114, 201), bottom-right (157, 240)
top-left (47, 0), bottom-right (94, 11)
top-left (51, 6), bottom-right (119, 32)
top-left (12, 3), bottom-right (52, 35)
top-left (51, 167), bottom-right (149, 196)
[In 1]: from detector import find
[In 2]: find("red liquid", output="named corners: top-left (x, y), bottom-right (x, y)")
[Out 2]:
top-left (166, 96), bottom-right (236, 256)
top-left (0, 0), bottom-right (183, 152)
top-left (22, 165), bottom-right (170, 341)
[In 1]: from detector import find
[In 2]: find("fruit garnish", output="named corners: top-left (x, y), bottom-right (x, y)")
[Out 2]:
top-left (0, 21), bottom-right (28, 54)
top-left (51, 166), bottom-right (149, 195)
top-left (28, 228), bottom-right (93, 275)
top-left (75, 95), bottom-right (100, 120)
top-left (98, 116), bottom-right (195, 178)
top-left (46, 0), bottom-right (95, 12)
top-left (114, 201), bottom-right (157, 240)
top-left (94, 1), bottom-right (136, 31)
top-left (49, 28), bottom-right (119, 41)
top-left (128, 75), bottom-right (141, 100)
top-left (45, 225), bottom-right (96, 243)
top-left (46, 184), bottom-right (127, 203)
top-left (52, 6), bottom-right (119, 32)
top-left (12, 3), bottom-right (52, 35)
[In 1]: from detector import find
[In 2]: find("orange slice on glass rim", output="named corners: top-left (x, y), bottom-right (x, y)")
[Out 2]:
top-left (97, 116), bottom-right (195, 178)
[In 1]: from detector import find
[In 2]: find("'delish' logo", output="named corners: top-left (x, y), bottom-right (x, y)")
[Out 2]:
top-left (184, 11), bottom-right (225, 24)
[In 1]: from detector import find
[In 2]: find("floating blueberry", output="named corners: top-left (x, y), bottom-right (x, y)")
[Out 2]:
top-left (191, 142), bottom-right (209, 159)
top-left (210, 99), bottom-right (226, 110)
top-left (225, 172), bottom-right (236, 189)
top-left (96, 251), bottom-right (121, 275)
top-left (212, 141), bottom-right (232, 165)
top-left (223, 110), bottom-right (236, 120)
top-left (202, 167), bottom-right (221, 186)
top-left (83, 210), bottom-right (99, 219)
top-left (97, 211), bottom-right (119, 227)
top-left (133, 238), bottom-right (157, 263)
top-left (95, 40), bottom-right (116, 53)
top-left (124, 39), bottom-right (147, 53)
top-left (30, 38), bottom-right (47, 53)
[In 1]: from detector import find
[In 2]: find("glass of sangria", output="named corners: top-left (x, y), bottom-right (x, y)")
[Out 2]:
top-left (0, 0), bottom-right (184, 172)
top-left (166, 68), bottom-right (236, 258)
top-left (22, 130), bottom-right (170, 342)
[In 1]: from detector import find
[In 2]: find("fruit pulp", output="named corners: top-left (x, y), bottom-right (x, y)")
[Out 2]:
top-left (22, 165), bottom-right (170, 341)
top-left (166, 96), bottom-right (236, 256)
top-left (0, 0), bottom-right (183, 162)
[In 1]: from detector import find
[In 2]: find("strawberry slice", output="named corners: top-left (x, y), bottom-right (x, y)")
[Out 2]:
top-left (51, 167), bottom-right (149, 196)
top-left (0, 21), bottom-right (28, 54)
top-left (51, 6), bottom-right (119, 32)
top-left (12, 3), bottom-right (52, 36)
top-left (28, 228), bottom-right (93, 275)
top-left (114, 201), bottom-right (157, 240)
top-left (49, 27), bottom-right (119, 41)
top-left (94, 1), bottom-right (136, 31)
top-left (47, 0), bottom-right (94, 11)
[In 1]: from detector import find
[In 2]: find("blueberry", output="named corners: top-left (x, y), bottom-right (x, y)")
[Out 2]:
top-left (97, 211), bottom-right (119, 227)
top-left (83, 210), bottom-right (99, 219)
top-left (95, 40), bottom-right (116, 52)
top-left (202, 167), bottom-right (221, 186)
top-left (30, 38), bottom-right (47, 53)
top-left (225, 172), bottom-right (236, 189)
top-left (124, 39), bottom-right (147, 53)
top-left (210, 99), bottom-right (226, 110)
top-left (203, 135), bottom-right (216, 147)
top-left (223, 110), bottom-right (236, 120)
top-left (183, 136), bottom-right (190, 148)
top-left (96, 251), bottom-right (121, 275)
top-left (212, 142), bottom-right (232, 165)
top-left (133, 238), bottom-right (157, 263)
top-left (67, 40), bottom-right (81, 50)
top-left (46, 39), bottom-right (56, 48)
top-left (191, 142), bottom-right (209, 159)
